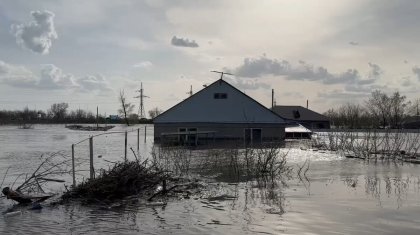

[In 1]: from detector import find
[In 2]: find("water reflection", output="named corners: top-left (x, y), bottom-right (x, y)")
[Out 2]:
top-left (3, 125), bottom-right (420, 234)
top-left (342, 167), bottom-right (418, 209)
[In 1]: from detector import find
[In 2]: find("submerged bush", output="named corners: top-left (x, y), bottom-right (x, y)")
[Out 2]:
top-left (63, 159), bottom-right (170, 202)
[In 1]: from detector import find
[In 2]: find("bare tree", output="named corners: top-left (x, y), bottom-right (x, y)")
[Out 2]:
top-left (389, 92), bottom-right (409, 128)
top-left (48, 103), bottom-right (69, 122)
top-left (407, 98), bottom-right (420, 116)
top-left (118, 90), bottom-right (135, 126)
top-left (366, 90), bottom-right (390, 128)
top-left (148, 107), bottom-right (163, 119)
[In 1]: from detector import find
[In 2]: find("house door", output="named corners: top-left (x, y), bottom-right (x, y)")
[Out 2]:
top-left (244, 128), bottom-right (262, 145)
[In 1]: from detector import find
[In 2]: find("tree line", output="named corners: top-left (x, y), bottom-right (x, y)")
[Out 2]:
top-left (0, 102), bottom-right (163, 125)
top-left (324, 90), bottom-right (420, 129)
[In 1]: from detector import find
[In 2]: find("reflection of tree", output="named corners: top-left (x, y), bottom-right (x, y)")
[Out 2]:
top-left (343, 174), bottom-right (416, 209)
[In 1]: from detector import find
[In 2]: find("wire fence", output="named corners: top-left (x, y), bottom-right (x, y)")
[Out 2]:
top-left (70, 125), bottom-right (153, 187)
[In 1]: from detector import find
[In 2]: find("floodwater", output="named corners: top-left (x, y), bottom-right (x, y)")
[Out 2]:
top-left (1, 125), bottom-right (420, 234)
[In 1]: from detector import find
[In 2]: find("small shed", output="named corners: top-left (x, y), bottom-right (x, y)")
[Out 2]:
top-left (154, 79), bottom-right (286, 146)
top-left (285, 124), bottom-right (312, 139)
top-left (272, 105), bottom-right (330, 129)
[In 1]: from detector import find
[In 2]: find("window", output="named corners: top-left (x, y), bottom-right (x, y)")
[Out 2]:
top-left (214, 93), bottom-right (228, 99)
top-left (293, 110), bottom-right (300, 119)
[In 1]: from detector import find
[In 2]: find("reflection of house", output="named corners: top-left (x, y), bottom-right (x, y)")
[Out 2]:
top-left (154, 79), bottom-right (286, 145)
top-left (272, 105), bottom-right (330, 129)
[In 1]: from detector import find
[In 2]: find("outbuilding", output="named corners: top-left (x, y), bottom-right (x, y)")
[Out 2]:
top-left (153, 79), bottom-right (286, 146)
top-left (272, 105), bottom-right (330, 129)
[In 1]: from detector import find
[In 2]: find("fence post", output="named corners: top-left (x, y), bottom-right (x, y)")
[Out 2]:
top-left (137, 128), bottom-right (140, 153)
top-left (71, 144), bottom-right (76, 187)
top-left (89, 137), bottom-right (94, 179)
top-left (124, 131), bottom-right (128, 161)
top-left (144, 126), bottom-right (147, 143)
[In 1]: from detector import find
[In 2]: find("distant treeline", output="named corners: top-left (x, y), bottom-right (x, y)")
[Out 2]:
top-left (0, 102), bottom-right (152, 125)
top-left (323, 90), bottom-right (420, 129)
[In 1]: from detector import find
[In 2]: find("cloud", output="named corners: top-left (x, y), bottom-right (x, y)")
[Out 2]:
top-left (77, 74), bottom-right (112, 93)
top-left (349, 41), bottom-right (359, 46)
top-left (413, 66), bottom-right (420, 80)
top-left (0, 60), bottom-right (38, 88)
top-left (171, 36), bottom-right (199, 48)
top-left (225, 77), bottom-right (270, 90)
top-left (38, 64), bottom-right (77, 89)
top-left (233, 56), bottom-right (377, 86)
top-left (368, 62), bottom-right (383, 79)
top-left (234, 57), bottom-right (290, 78)
top-left (132, 61), bottom-right (153, 68)
top-left (0, 60), bottom-right (112, 93)
top-left (401, 76), bottom-right (413, 87)
top-left (11, 10), bottom-right (58, 54)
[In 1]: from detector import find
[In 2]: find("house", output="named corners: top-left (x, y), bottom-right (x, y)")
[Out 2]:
top-left (271, 105), bottom-right (330, 129)
top-left (153, 79), bottom-right (286, 145)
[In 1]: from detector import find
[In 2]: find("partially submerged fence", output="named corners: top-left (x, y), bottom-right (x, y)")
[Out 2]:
top-left (70, 125), bottom-right (151, 187)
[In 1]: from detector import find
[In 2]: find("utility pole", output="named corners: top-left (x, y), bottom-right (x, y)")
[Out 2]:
top-left (96, 106), bottom-right (99, 128)
top-left (134, 82), bottom-right (149, 119)
top-left (271, 89), bottom-right (274, 109)
top-left (211, 70), bottom-right (234, 80)
top-left (187, 85), bottom-right (193, 97)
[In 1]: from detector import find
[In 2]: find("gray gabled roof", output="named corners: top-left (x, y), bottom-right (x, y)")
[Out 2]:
top-left (272, 105), bottom-right (329, 122)
top-left (154, 79), bottom-right (285, 124)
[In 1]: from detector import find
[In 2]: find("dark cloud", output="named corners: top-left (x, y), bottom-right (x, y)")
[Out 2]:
top-left (11, 10), bottom-right (57, 54)
top-left (349, 41), bottom-right (359, 46)
top-left (171, 36), bottom-right (199, 48)
top-left (234, 57), bottom-right (290, 78)
top-left (233, 56), bottom-right (379, 86)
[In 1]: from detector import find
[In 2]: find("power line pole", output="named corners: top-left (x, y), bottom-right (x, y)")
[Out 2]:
top-left (134, 82), bottom-right (149, 119)
top-left (211, 70), bottom-right (234, 80)
top-left (187, 85), bottom-right (193, 97)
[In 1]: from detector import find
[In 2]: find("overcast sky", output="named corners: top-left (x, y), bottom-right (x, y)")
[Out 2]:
top-left (1, 0), bottom-right (419, 116)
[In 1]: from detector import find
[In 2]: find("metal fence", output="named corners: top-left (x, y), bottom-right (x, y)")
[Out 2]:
top-left (70, 125), bottom-right (151, 187)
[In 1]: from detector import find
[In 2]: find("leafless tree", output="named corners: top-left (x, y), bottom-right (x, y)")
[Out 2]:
top-left (48, 103), bottom-right (69, 121)
top-left (407, 98), bottom-right (420, 116)
top-left (389, 92), bottom-right (409, 128)
top-left (366, 90), bottom-right (390, 128)
top-left (118, 90), bottom-right (135, 126)
top-left (148, 107), bottom-right (163, 119)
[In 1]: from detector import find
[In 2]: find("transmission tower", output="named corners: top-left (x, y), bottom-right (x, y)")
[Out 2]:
top-left (134, 82), bottom-right (149, 119)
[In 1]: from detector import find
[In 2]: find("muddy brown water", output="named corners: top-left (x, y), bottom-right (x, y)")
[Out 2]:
top-left (1, 125), bottom-right (420, 234)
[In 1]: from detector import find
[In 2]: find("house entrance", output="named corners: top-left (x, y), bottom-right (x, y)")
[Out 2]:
top-left (244, 128), bottom-right (262, 145)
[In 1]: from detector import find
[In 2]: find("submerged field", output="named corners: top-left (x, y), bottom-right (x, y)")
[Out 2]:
top-left (1, 125), bottom-right (420, 234)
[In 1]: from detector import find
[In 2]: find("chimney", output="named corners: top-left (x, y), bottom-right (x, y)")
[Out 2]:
top-left (306, 99), bottom-right (308, 109)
